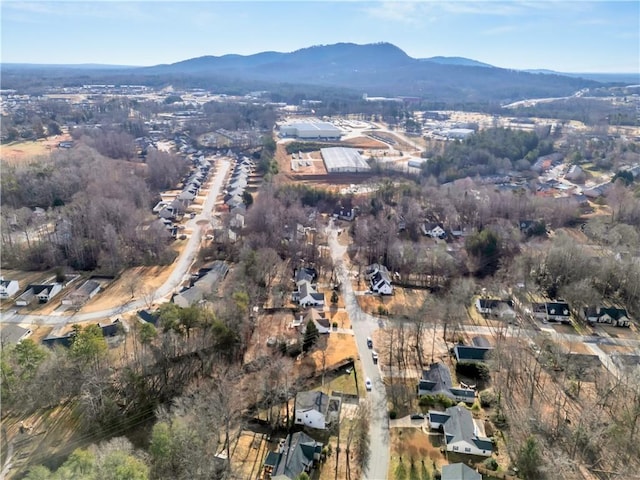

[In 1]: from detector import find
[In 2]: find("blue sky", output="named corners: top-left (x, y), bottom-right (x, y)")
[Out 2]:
top-left (1, 1), bottom-right (638, 73)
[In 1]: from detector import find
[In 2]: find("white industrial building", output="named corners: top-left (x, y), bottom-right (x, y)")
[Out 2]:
top-left (321, 147), bottom-right (371, 173)
top-left (279, 121), bottom-right (342, 140)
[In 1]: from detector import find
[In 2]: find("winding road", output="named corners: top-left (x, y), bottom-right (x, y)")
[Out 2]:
top-left (1, 158), bottom-right (231, 327)
top-left (327, 221), bottom-right (390, 480)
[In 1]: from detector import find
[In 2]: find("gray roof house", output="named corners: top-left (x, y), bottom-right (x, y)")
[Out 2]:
top-left (417, 362), bottom-right (475, 403)
top-left (428, 406), bottom-right (493, 457)
top-left (441, 463), bottom-right (482, 480)
top-left (0, 324), bottom-right (32, 345)
top-left (295, 391), bottom-right (334, 429)
top-left (173, 261), bottom-right (229, 307)
top-left (263, 431), bottom-right (323, 480)
top-left (453, 344), bottom-right (493, 363)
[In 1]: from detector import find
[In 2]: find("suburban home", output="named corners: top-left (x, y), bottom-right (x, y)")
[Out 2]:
top-left (42, 332), bottom-right (75, 349)
top-left (584, 306), bottom-right (631, 327)
top-left (16, 283), bottom-right (62, 306)
top-left (294, 267), bottom-right (318, 287)
top-left (295, 391), bottom-right (331, 429)
top-left (137, 309), bottom-right (160, 326)
top-left (422, 222), bottom-right (446, 239)
top-left (173, 261), bottom-right (229, 307)
top-left (545, 301), bottom-right (571, 323)
top-left (428, 406), bottom-right (493, 457)
top-left (0, 324), bottom-right (32, 345)
top-left (365, 264), bottom-right (394, 295)
top-left (62, 279), bottom-right (101, 307)
top-left (332, 198), bottom-right (356, 221)
top-left (453, 343), bottom-right (493, 363)
top-left (99, 319), bottom-right (123, 337)
top-left (475, 298), bottom-right (516, 322)
top-left (441, 463), bottom-right (482, 480)
top-left (262, 431), bottom-right (323, 480)
top-left (0, 278), bottom-right (20, 299)
top-left (305, 309), bottom-right (331, 334)
top-left (417, 362), bottom-right (475, 403)
top-left (296, 281), bottom-right (325, 307)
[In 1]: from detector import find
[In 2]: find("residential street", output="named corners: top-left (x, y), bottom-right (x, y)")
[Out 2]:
top-left (1, 158), bottom-right (231, 327)
top-left (327, 221), bottom-right (390, 480)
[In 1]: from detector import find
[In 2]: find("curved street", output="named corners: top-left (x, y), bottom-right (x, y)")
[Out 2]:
top-left (1, 158), bottom-right (231, 327)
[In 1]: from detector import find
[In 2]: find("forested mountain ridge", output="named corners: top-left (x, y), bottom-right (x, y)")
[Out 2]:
top-left (1, 42), bottom-right (607, 103)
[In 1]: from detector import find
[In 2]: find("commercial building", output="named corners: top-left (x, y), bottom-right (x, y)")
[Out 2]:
top-left (321, 147), bottom-right (371, 173)
top-left (279, 121), bottom-right (342, 140)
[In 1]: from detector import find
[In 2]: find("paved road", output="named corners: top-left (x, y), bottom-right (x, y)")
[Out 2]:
top-left (327, 221), bottom-right (390, 480)
top-left (0, 158), bottom-right (231, 327)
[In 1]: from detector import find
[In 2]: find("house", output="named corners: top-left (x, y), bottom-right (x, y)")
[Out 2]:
top-left (42, 332), bottom-right (75, 349)
top-left (99, 319), bottom-right (122, 337)
top-left (365, 264), bottom-right (393, 295)
top-left (441, 463), bottom-right (482, 480)
top-left (304, 309), bottom-right (331, 334)
top-left (475, 298), bottom-right (516, 322)
top-left (296, 281), bottom-right (325, 307)
top-left (453, 344), bottom-right (493, 363)
top-left (585, 306), bottom-right (631, 327)
top-left (0, 278), bottom-right (20, 299)
top-left (262, 431), bottom-right (323, 480)
top-left (137, 309), bottom-right (160, 326)
top-left (417, 362), bottom-right (475, 403)
top-left (422, 222), bottom-right (446, 239)
top-left (62, 279), bottom-right (101, 307)
top-left (294, 267), bottom-right (318, 287)
top-left (295, 391), bottom-right (331, 429)
top-left (0, 324), bottom-right (32, 345)
top-left (428, 406), bottom-right (493, 457)
top-left (545, 301), bottom-right (571, 323)
top-left (16, 283), bottom-right (62, 306)
top-left (173, 261), bottom-right (229, 307)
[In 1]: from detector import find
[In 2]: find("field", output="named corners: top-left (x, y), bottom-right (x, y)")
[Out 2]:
top-left (388, 428), bottom-right (443, 479)
top-left (0, 134), bottom-right (72, 164)
top-left (355, 286), bottom-right (431, 318)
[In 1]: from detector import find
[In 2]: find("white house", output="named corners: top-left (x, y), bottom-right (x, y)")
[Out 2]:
top-left (365, 264), bottom-right (393, 295)
top-left (545, 301), bottom-right (571, 323)
top-left (422, 222), bottom-right (446, 239)
top-left (297, 281), bottom-right (325, 307)
top-left (428, 406), bottom-right (493, 457)
top-left (590, 306), bottom-right (631, 327)
top-left (305, 309), bottom-right (331, 334)
top-left (0, 278), bottom-right (20, 299)
top-left (62, 279), bottom-right (101, 307)
top-left (16, 284), bottom-right (62, 306)
top-left (295, 391), bottom-right (331, 429)
top-left (417, 363), bottom-right (475, 403)
top-left (475, 298), bottom-right (516, 322)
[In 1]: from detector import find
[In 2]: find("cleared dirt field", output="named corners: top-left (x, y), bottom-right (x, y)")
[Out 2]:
top-left (80, 265), bottom-right (174, 313)
top-left (0, 134), bottom-right (72, 164)
top-left (309, 331), bottom-right (358, 372)
top-left (229, 430), bottom-right (270, 480)
top-left (355, 286), bottom-right (431, 318)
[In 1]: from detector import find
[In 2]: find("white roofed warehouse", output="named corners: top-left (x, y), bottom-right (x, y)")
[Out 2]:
top-left (321, 147), bottom-right (371, 173)
top-left (279, 120), bottom-right (342, 140)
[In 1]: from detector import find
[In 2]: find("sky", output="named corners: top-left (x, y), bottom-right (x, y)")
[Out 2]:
top-left (1, 1), bottom-right (638, 73)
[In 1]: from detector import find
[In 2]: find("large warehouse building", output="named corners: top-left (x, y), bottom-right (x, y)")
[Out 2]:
top-left (321, 147), bottom-right (371, 173)
top-left (279, 121), bottom-right (342, 140)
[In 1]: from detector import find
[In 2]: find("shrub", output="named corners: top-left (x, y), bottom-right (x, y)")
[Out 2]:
top-left (332, 321), bottom-right (338, 328)
top-left (483, 457), bottom-right (499, 471)
top-left (377, 305), bottom-right (389, 316)
top-left (418, 395), bottom-right (435, 407)
top-left (456, 361), bottom-right (491, 382)
top-left (471, 401), bottom-right (481, 412)
top-left (389, 410), bottom-right (397, 419)
top-left (492, 411), bottom-right (509, 429)
top-left (435, 393), bottom-right (455, 408)
top-left (479, 390), bottom-right (497, 408)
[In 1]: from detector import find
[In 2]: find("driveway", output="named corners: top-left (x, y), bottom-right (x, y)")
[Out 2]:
top-left (327, 221), bottom-right (390, 480)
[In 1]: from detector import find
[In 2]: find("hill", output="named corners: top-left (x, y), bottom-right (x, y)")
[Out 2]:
top-left (1, 42), bottom-right (610, 103)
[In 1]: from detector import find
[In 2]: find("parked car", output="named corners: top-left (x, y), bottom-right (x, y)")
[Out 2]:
top-left (365, 378), bottom-right (372, 391)
top-left (372, 351), bottom-right (379, 364)
top-left (366, 337), bottom-right (373, 348)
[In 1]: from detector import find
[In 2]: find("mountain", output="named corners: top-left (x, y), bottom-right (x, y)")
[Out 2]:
top-left (421, 56), bottom-right (494, 68)
top-left (1, 42), bottom-right (612, 103)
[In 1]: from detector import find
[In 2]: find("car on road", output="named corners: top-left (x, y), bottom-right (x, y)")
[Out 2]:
top-left (366, 337), bottom-right (373, 348)
top-left (365, 378), bottom-right (372, 391)
top-left (372, 351), bottom-right (379, 364)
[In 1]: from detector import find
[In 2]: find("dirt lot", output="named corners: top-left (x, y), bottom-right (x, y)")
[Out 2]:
top-left (1, 134), bottom-right (73, 164)
top-left (355, 286), bottom-right (431, 318)
top-left (229, 430), bottom-right (270, 480)
top-left (80, 265), bottom-right (175, 313)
